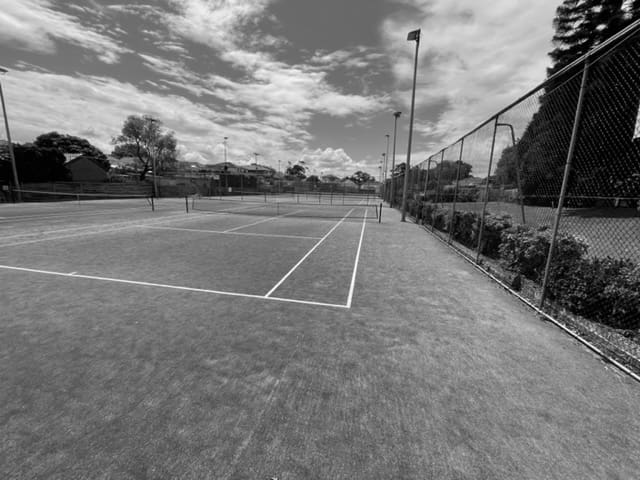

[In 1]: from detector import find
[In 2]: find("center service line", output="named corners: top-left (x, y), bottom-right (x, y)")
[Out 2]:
top-left (346, 208), bottom-right (368, 308)
top-left (0, 264), bottom-right (349, 309)
top-left (264, 209), bottom-right (354, 298)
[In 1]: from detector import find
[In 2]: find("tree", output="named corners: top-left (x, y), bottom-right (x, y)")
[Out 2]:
top-left (285, 162), bottom-right (306, 179)
top-left (515, 0), bottom-right (640, 204)
top-left (112, 115), bottom-right (178, 180)
top-left (305, 175), bottom-right (320, 185)
top-left (12, 144), bottom-right (70, 182)
top-left (34, 132), bottom-right (109, 171)
top-left (349, 171), bottom-right (373, 186)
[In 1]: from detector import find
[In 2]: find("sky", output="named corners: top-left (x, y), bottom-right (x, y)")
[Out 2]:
top-left (0, 0), bottom-right (561, 179)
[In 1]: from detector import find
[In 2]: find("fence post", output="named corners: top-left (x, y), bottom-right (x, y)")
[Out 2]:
top-left (540, 57), bottom-right (591, 307)
top-left (497, 122), bottom-right (526, 224)
top-left (422, 156), bottom-right (432, 198)
top-left (449, 139), bottom-right (465, 244)
top-left (475, 116), bottom-right (500, 262)
top-left (431, 150), bottom-right (445, 231)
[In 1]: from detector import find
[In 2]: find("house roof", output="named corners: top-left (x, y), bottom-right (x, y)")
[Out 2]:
top-left (65, 154), bottom-right (109, 172)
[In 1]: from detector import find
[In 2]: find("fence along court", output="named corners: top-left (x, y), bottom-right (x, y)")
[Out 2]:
top-left (384, 20), bottom-right (640, 377)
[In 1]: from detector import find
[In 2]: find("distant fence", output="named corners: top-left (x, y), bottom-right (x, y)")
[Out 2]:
top-left (385, 20), bottom-right (640, 375)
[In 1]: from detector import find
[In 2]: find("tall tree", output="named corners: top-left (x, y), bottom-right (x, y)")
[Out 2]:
top-left (34, 132), bottom-right (109, 171)
top-left (12, 144), bottom-right (70, 182)
top-left (515, 0), bottom-right (640, 205)
top-left (112, 115), bottom-right (177, 180)
top-left (285, 162), bottom-right (306, 179)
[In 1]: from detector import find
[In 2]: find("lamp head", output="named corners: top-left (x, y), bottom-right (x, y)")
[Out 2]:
top-left (393, 111), bottom-right (401, 118)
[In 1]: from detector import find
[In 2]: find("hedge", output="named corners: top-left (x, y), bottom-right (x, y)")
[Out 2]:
top-left (410, 201), bottom-right (639, 330)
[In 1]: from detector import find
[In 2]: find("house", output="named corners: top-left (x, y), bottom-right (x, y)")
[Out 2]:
top-left (65, 154), bottom-right (109, 182)
top-left (243, 163), bottom-right (275, 177)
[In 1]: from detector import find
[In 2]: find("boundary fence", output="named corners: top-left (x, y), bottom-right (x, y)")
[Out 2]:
top-left (385, 20), bottom-right (640, 376)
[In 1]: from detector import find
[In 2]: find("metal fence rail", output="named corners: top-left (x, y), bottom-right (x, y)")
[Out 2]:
top-left (385, 20), bottom-right (640, 375)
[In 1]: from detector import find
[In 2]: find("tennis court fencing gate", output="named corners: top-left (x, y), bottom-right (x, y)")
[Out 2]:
top-left (384, 21), bottom-right (640, 375)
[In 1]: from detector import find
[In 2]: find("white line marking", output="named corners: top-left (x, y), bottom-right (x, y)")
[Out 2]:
top-left (222, 209), bottom-right (306, 232)
top-left (0, 264), bottom-right (349, 309)
top-left (264, 209), bottom-right (353, 298)
top-left (346, 209), bottom-right (368, 308)
top-left (0, 214), bottom-right (192, 247)
top-left (139, 225), bottom-right (320, 240)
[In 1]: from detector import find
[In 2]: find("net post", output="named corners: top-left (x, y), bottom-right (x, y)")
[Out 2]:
top-left (151, 196), bottom-right (155, 211)
top-left (185, 195), bottom-right (189, 213)
top-left (378, 202), bottom-right (382, 223)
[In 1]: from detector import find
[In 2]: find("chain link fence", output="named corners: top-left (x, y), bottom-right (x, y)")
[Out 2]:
top-left (385, 21), bottom-right (640, 375)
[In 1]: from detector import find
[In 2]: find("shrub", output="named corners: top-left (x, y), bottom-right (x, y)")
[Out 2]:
top-left (451, 210), bottom-right (477, 248)
top-left (499, 225), bottom-right (588, 281)
top-left (550, 257), bottom-right (640, 330)
top-left (473, 214), bottom-right (512, 257)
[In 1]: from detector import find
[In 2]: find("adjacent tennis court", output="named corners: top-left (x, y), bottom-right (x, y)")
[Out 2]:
top-left (1, 195), bottom-right (639, 479)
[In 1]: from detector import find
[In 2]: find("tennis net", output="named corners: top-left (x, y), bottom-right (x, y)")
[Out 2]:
top-left (190, 195), bottom-right (381, 221)
top-left (12, 189), bottom-right (155, 211)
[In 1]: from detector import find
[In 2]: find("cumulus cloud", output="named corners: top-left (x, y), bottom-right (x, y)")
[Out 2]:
top-left (382, 0), bottom-right (559, 148)
top-left (0, 0), bottom-right (130, 64)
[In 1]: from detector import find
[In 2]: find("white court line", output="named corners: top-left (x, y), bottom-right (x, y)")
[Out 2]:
top-left (264, 209), bottom-right (353, 298)
top-left (346, 208), bottom-right (368, 308)
top-left (0, 213), bottom-right (194, 247)
top-left (0, 264), bottom-right (349, 309)
top-left (0, 206), bottom-right (153, 223)
top-left (222, 208), bottom-right (306, 232)
top-left (139, 225), bottom-right (321, 241)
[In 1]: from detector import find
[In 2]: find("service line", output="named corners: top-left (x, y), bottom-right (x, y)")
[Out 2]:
top-left (264, 209), bottom-right (353, 298)
top-left (0, 264), bottom-right (349, 309)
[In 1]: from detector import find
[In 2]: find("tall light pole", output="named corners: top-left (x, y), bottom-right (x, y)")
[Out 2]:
top-left (0, 67), bottom-right (20, 201)
top-left (384, 134), bottom-right (390, 182)
top-left (223, 137), bottom-right (228, 192)
top-left (401, 28), bottom-right (421, 222)
top-left (390, 111), bottom-right (401, 206)
top-left (381, 152), bottom-right (386, 198)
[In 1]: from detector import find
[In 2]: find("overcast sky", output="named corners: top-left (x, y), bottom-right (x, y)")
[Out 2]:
top-left (0, 0), bottom-right (560, 178)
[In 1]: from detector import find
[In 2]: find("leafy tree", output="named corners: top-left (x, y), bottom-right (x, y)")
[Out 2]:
top-left (112, 115), bottom-right (177, 180)
top-left (392, 162), bottom-right (406, 177)
top-left (349, 171), bottom-right (373, 185)
top-left (515, 0), bottom-right (640, 204)
top-left (305, 175), bottom-right (320, 185)
top-left (285, 162), bottom-right (306, 179)
top-left (12, 144), bottom-right (70, 182)
top-left (34, 132), bottom-right (109, 171)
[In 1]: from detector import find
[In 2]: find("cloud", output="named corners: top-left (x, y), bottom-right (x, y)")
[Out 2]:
top-left (299, 147), bottom-right (376, 177)
top-left (0, 0), bottom-right (130, 64)
top-left (382, 0), bottom-right (559, 149)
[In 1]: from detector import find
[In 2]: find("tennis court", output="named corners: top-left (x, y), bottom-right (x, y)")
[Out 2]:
top-left (1, 195), bottom-right (639, 479)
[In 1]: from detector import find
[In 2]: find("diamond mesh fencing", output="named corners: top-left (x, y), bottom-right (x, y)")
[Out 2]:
top-left (387, 22), bottom-right (640, 374)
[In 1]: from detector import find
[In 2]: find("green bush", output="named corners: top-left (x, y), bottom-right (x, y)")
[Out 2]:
top-left (498, 225), bottom-right (588, 281)
top-left (451, 211), bottom-right (477, 248)
top-left (473, 214), bottom-right (512, 257)
top-left (549, 257), bottom-right (640, 330)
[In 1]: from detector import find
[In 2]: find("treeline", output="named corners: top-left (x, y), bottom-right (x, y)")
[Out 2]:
top-left (0, 114), bottom-right (178, 184)
top-left (494, 0), bottom-right (640, 206)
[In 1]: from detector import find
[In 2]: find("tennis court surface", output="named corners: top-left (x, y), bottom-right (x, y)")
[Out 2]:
top-left (1, 197), bottom-right (639, 479)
